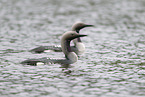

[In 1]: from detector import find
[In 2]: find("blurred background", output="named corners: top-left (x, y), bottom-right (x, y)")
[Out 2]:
top-left (0, 0), bottom-right (145, 97)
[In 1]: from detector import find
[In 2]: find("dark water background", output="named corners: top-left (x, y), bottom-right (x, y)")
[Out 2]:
top-left (0, 0), bottom-right (145, 97)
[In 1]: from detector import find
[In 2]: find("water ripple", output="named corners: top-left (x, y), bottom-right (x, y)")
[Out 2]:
top-left (0, 0), bottom-right (145, 97)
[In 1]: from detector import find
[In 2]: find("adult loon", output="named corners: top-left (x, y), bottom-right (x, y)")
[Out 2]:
top-left (21, 31), bottom-right (87, 66)
top-left (30, 22), bottom-right (93, 55)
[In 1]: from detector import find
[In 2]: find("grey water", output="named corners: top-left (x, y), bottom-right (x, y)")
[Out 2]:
top-left (0, 0), bottom-right (145, 97)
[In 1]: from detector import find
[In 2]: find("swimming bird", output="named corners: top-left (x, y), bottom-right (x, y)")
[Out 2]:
top-left (21, 31), bottom-right (87, 66)
top-left (30, 22), bottom-right (93, 55)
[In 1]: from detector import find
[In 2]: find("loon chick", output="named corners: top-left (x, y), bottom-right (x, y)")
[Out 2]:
top-left (21, 31), bottom-right (87, 66)
top-left (30, 22), bottom-right (93, 55)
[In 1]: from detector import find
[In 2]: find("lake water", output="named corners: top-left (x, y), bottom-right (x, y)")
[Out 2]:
top-left (0, 0), bottom-right (145, 97)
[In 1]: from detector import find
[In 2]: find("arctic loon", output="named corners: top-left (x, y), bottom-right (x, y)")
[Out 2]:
top-left (21, 31), bottom-right (87, 66)
top-left (30, 22), bottom-right (93, 55)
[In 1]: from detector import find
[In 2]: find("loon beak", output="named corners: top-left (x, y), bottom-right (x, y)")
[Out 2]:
top-left (77, 34), bottom-right (88, 38)
top-left (69, 34), bottom-right (87, 40)
top-left (85, 24), bottom-right (94, 27)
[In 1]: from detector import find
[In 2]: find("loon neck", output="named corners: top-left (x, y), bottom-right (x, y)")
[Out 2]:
top-left (61, 39), bottom-right (78, 63)
top-left (72, 27), bottom-right (82, 43)
top-left (61, 40), bottom-right (71, 54)
top-left (73, 38), bottom-right (82, 45)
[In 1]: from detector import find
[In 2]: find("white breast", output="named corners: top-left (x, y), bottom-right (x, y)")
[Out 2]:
top-left (67, 52), bottom-right (78, 64)
top-left (75, 42), bottom-right (85, 55)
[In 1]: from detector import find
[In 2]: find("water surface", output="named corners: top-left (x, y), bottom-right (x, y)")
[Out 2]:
top-left (0, 0), bottom-right (145, 97)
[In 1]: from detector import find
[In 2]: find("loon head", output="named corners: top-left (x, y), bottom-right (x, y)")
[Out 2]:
top-left (62, 31), bottom-right (87, 41)
top-left (71, 22), bottom-right (94, 33)
top-left (61, 31), bottom-right (87, 54)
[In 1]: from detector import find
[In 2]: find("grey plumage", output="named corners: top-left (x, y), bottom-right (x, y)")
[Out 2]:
top-left (30, 22), bottom-right (93, 55)
top-left (21, 31), bottom-right (87, 66)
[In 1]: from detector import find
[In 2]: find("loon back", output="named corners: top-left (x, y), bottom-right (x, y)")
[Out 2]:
top-left (21, 31), bottom-right (87, 66)
top-left (29, 22), bottom-right (93, 55)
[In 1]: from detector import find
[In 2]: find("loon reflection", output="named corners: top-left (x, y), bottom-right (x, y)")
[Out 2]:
top-left (30, 22), bottom-right (93, 55)
top-left (21, 31), bottom-right (87, 66)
